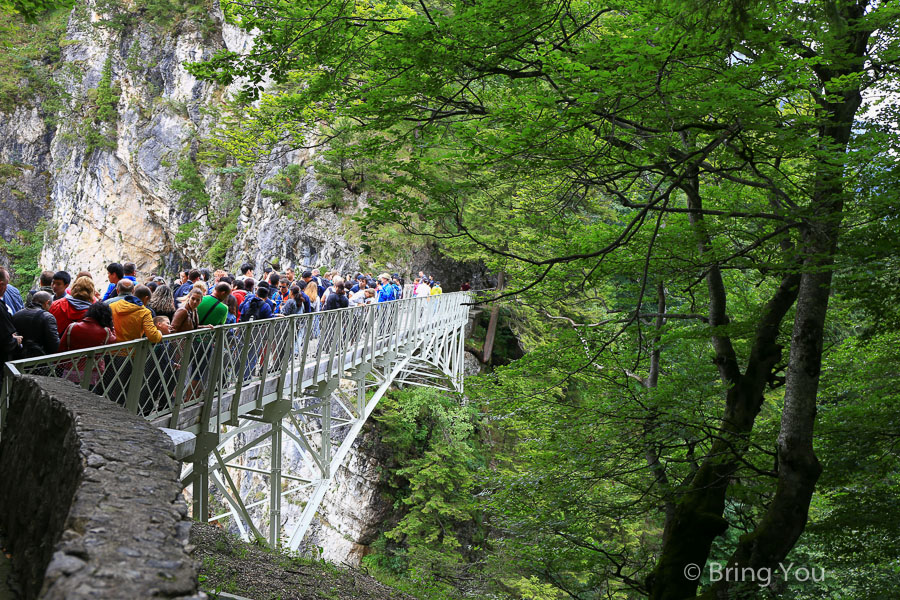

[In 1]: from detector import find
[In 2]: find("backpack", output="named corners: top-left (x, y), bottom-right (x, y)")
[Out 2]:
top-left (242, 297), bottom-right (263, 321)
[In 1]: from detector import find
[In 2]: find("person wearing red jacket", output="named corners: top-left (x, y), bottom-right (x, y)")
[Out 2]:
top-left (50, 276), bottom-right (96, 336)
top-left (58, 301), bottom-right (116, 387)
top-left (231, 278), bottom-right (251, 321)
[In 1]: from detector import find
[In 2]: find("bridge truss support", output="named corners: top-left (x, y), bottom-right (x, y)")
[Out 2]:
top-left (184, 313), bottom-right (466, 550)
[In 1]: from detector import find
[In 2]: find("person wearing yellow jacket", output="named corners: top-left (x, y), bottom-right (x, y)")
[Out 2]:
top-left (429, 282), bottom-right (443, 295)
top-left (109, 280), bottom-right (162, 343)
top-left (103, 280), bottom-right (162, 407)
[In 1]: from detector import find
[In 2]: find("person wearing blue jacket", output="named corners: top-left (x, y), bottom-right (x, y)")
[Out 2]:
top-left (240, 285), bottom-right (275, 321)
top-left (3, 281), bottom-right (24, 315)
top-left (376, 273), bottom-right (400, 302)
top-left (102, 262), bottom-right (125, 301)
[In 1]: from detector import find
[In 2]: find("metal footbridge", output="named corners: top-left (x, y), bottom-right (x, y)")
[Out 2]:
top-left (1, 292), bottom-right (471, 549)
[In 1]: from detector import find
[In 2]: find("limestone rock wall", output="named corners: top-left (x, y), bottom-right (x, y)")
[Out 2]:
top-left (0, 1), bottom-right (362, 280)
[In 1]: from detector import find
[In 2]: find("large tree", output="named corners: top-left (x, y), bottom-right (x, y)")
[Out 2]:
top-left (192, 0), bottom-right (899, 596)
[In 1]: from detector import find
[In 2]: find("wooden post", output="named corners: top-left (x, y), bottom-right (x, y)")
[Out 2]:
top-left (482, 271), bottom-right (504, 363)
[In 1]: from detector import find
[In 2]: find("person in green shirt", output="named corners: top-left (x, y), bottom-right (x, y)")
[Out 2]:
top-left (198, 282), bottom-right (232, 326)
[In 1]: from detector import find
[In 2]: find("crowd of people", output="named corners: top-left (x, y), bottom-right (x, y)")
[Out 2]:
top-left (0, 262), bottom-right (456, 383)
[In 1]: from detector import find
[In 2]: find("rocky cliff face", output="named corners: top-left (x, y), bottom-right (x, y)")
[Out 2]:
top-left (0, 1), bottom-right (362, 279)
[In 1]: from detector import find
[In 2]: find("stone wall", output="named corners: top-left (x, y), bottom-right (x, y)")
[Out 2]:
top-left (0, 375), bottom-right (202, 600)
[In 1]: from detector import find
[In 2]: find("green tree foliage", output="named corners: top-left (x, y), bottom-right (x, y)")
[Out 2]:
top-left (85, 0), bottom-right (217, 35)
top-left (84, 57), bottom-right (120, 155)
top-left (0, 0), bottom-right (72, 22)
top-left (192, 0), bottom-right (900, 597)
top-left (365, 387), bottom-right (486, 594)
top-left (0, 219), bottom-right (46, 289)
top-left (261, 164), bottom-right (304, 208)
top-left (0, 6), bottom-right (68, 115)
top-left (782, 331), bottom-right (900, 599)
top-left (171, 157), bottom-right (245, 267)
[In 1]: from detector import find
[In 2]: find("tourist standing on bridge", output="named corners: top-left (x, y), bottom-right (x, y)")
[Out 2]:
top-left (50, 271), bottom-right (71, 302)
top-left (268, 273), bottom-right (284, 313)
top-left (304, 280), bottom-right (321, 312)
top-left (240, 285), bottom-right (275, 321)
top-left (0, 268), bottom-right (23, 382)
top-left (102, 263), bottom-right (125, 301)
top-left (232, 278), bottom-right (251, 311)
top-left (37, 270), bottom-right (54, 296)
top-left (59, 301), bottom-right (116, 353)
top-left (148, 284), bottom-right (176, 321)
top-left (123, 262), bottom-right (138, 284)
top-left (172, 288), bottom-right (208, 333)
top-left (377, 273), bottom-right (400, 302)
top-left (11, 291), bottom-right (58, 359)
top-left (174, 270), bottom-right (202, 307)
top-left (275, 277), bottom-right (291, 313)
top-left (197, 282), bottom-right (232, 326)
top-left (135, 285), bottom-right (154, 317)
top-left (49, 276), bottom-right (95, 336)
top-left (58, 301), bottom-right (116, 387)
top-left (281, 286), bottom-right (302, 316)
top-left (324, 281), bottom-right (349, 311)
top-left (348, 284), bottom-right (368, 306)
top-left (110, 279), bottom-right (162, 344)
top-left (321, 276), bottom-right (344, 306)
top-left (237, 263), bottom-right (254, 283)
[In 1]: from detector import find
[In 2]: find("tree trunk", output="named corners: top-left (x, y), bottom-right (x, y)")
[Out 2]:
top-left (647, 171), bottom-right (801, 599)
top-left (706, 43), bottom-right (866, 596)
top-left (650, 5), bottom-right (869, 594)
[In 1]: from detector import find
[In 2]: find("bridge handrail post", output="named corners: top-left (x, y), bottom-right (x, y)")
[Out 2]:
top-left (255, 322), bottom-right (277, 410)
top-left (168, 336), bottom-right (194, 428)
top-left (275, 318), bottom-right (294, 402)
top-left (369, 304), bottom-right (377, 360)
top-left (329, 310), bottom-right (343, 378)
top-left (296, 314), bottom-right (313, 396)
top-left (229, 324), bottom-right (254, 425)
top-left (215, 326), bottom-right (228, 430)
top-left (200, 328), bottom-right (224, 428)
top-left (125, 340), bottom-right (150, 414)
top-left (408, 298), bottom-right (419, 350)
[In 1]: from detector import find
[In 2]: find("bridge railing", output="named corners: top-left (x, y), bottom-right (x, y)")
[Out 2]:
top-left (1, 291), bottom-right (472, 436)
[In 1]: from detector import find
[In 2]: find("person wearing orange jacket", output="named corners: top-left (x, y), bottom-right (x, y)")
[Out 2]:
top-left (109, 279), bottom-right (162, 344)
top-left (103, 279), bottom-right (161, 406)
